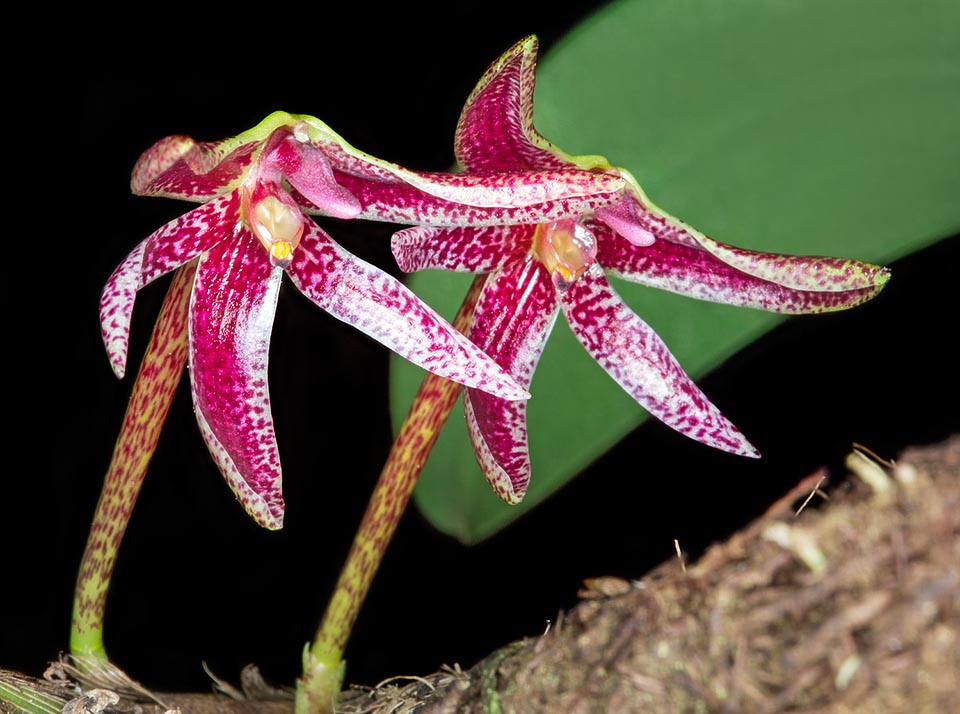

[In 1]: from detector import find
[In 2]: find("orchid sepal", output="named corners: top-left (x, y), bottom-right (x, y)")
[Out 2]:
top-left (131, 110), bottom-right (628, 233)
top-left (101, 195), bottom-right (237, 379)
top-left (287, 222), bottom-right (531, 402)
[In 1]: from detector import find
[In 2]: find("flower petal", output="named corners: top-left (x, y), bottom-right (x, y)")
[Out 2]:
top-left (100, 194), bottom-right (239, 378)
top-left (689, 232), bottom-right (891, 294)
top-left (190, 227), bottom-right (285, 529)
top-left (287, 221), bottom-right (530, 401)
top-left (391, 224), bottom-right (533, 274)
top-left (620, 172), bottom-right (891, 294)
top-left (464, 258), bottom-right (559, 503)
top-left (131, 135), bottom-right (258, 202)
top-left (594, 221), bottom-right (890, 313)
top-left (454, 35), bottom-right (610, 175)
top-left (132, 111), bottom-right (314, 201)
top-left (560, 266), bottom-right (759, 457)
top-left (326, 168), bottom-right (623, 227)
top-left (289, 113), bottom-right (622, 216)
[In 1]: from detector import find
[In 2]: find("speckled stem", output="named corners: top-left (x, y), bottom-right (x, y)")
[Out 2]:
top-left (297, 275), bottom-right (485, 714)
top-left (70, 263), bottom-right (195, 658)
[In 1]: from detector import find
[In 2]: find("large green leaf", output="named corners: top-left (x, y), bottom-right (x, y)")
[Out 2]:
top-left (390, 0), bottom-right (960, 544)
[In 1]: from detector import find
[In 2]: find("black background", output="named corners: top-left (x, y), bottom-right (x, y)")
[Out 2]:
top-left (5, 1), bottom-right (957, 696)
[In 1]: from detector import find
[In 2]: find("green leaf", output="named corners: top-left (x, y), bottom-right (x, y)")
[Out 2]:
top-left (390, 0), bottom-right (960, 544)
top-left (0, 672), bottom-right (72, 714)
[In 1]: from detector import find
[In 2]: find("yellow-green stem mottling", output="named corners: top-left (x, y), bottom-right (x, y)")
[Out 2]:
top-left (296, 275), bottom-right (486, 714)
top-left (70, 263), bottom-right (195, 658)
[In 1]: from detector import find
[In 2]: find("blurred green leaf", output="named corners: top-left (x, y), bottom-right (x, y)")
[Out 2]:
top-left (390, 0), bottom-right (960, 544)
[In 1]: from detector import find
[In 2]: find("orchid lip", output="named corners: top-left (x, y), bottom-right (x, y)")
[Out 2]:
top-left (531, 219), bottom-right (598, 290)
top-left (242, 188), bottom-right (306, 267)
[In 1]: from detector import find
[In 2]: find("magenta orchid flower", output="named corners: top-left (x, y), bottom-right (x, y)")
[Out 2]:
top-left (391, 36), bottom-right (891, 504)
top-left (100, 111), bottom-right (627, 529)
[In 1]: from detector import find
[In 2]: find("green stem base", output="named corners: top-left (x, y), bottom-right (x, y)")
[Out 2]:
top-left (295, 276), bottom-right (485, 714)
top-left (70, 264), bottom-right (194, 658)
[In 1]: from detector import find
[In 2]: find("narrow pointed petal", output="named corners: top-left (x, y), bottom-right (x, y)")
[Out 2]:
top-left (391, 224), bottom-right (533, 274)
top-left (594, 222), bottom-right (890, 313)
top-left (690, 231), bottom-right (891, 294)
top-left (190, 228), bottom-right (285, 529)
top-left (464, 258), bottom-right (559, 503)
top-left (287, 222), bottom-right (529, 401)
top-left (560, 266), bottom-right (759, 457)
top-left (290, 113), bottom-right (622, 215)
top-left (325, 168), bottom-right (623, 227)
top-left (100, 195), bottom-right (239, 378)
top-left (132, 111), bottom-right (314, 201)
top-left (131, 134), bottom-right (258, 201)
top-left (100, 242), bottom-right (146, 379)
top-left (454, 35), bottom-right (610, 175)
top-left (621, 174), bottom-right (891, 295)
top-left (406, 170), bottom-right (621, 209)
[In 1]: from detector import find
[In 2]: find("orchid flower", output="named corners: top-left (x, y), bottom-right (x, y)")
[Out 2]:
top-left (100, 111), bottom-right (626, 530)
top-left (390, 35), bottom-right (892, 504)
top-left (295, 37), bottom-right (891, 712)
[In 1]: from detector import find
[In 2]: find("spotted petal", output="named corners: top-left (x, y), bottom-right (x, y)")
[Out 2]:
top-left (100, 194), bottom-right (239, 378)
top-left (464, 258), bottom-right (559, 503)
top-left (452, 36), bottom-right (656, 247)
top-left (156, 113), bottom-right (627, 228)
top-left (131, 112), bottom-right (320, 201)
top-left (189, 225), bottom-right (285, 529)
top-left (132, 135), bottom-right (258, 201)
top-left (455, 35), bottom-right (607, 174)
top-left (287, 221), bottom-right (530, 400)
top-left (560, 265), bottom-right (759, 457)
top-left (616, 172), bottom-right (892, 296)
top-left (392, 224), bottom-right (533, 274)
top-left (594, 221), bottom-right (890, 312)
top-left (325, 168), bottom-right (623, 227)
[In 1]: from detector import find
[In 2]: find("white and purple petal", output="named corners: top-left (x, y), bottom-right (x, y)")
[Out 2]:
top-left (464, 257), bottom-right (559, 503)
top-left (391, 224), bottom-right (533, 275)
top-left (189, 226), bottom-right (285, 529)
top-left (132, 135), bottom-right (258, 201)
top-left (560, 265), bottom-right (759, 457)
top-left (298, 114), bottom-right (618, 208)
top-left (620, 175), bottom-right (891, 295)
top-left (100, 194), bottom-right (240, 378)
top-left (687, 232), bottom-right (891, 294)
top-left (593, 222), bottom-right (890, 313)
top-left (323, 169), bottom-right (623, 227)
top-left (454, 35), bottom-right (606, 175)
top-left (287, 221), bottom-right (529, 401)
top-left (131, 111), bottom-right (331, 201)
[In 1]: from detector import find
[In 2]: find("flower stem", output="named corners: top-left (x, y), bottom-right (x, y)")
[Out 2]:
top-left (70, 263), bottom-right (195, 659)
top-left (296, 275), bottom-right (485, 714)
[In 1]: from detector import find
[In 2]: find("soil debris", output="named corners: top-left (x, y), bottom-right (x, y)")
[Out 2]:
top-left (3, 437), bottom-right (957, 714)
